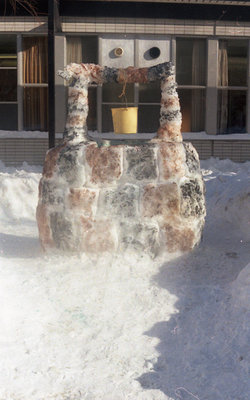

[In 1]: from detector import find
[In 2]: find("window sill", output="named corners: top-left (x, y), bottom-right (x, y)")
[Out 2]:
top-left (182, 132), bottom-right (250, 141)
top-left (0, 130), bottom-right (62, 139)
top-left (0, 130), bottom-right (249, 142)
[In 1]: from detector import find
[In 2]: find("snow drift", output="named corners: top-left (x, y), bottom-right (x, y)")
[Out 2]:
top-left (0, 158), bottom-right (249, 400)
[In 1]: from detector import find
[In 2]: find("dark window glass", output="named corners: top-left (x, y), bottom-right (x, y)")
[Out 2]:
top-left (87, 87), bottom-right (97, 131)
top-left (0, 104), bottom-right (17, 130)
top-left (0, 35), bottom-right (17, 67)
top-left (0, 69), bottom-right (17, 101)
top-left (0, 35), bottom-right (17, 105)
top-left (67, 36), bottom-right (98, 64)
top-left (218, 40), bottom-right (248, 87)
top-left (139, 81), bottom-right (161, 103)
top-left (138, 105), bottom-right (160, 133)
top-left (178, 89), bottom-right (205, 132)
top-left (217, 90), bottom-right (246, 134)
top-left (176, 38), bottom-right (206, 86)
top-left (102, 83), bottom-right (134, 104)
top-left (102, 104), bottom-right (114, 132)
top-left (23, 87), bottom-right (48, 131)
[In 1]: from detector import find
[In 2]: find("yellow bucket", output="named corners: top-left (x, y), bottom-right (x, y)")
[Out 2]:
top-left (111, 107), bottom-right (138, 134)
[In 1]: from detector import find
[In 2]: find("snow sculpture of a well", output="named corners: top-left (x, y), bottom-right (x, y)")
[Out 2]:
top-left (36, 62), bottom-right (206, 257)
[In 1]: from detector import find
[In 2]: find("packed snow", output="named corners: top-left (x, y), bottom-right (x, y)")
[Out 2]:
top-left (0, 157), bottom-right (249, 400)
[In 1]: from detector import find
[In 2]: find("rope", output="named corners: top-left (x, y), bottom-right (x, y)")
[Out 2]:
top-left (118, 70), bottom-right (128, 108)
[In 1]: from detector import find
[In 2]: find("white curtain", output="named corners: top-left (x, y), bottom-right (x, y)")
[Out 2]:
top-left (191, 40), bottom-right (205, 131)
top-left (67, 37), bottom-right (82, 64)
top-left (218, 41), bottom-right (228, 133)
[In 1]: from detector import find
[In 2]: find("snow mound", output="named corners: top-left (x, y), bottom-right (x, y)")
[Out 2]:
top-left (0, 157), bottom-right (249, 400)
top-left (201, 158), bottom-right (250, 239)
top-left (201, 157), bottom-right (250, 175)
top-left (0, 162), bottom-right (41, 222)
top-left (231, 263), bottom-right (250, 310)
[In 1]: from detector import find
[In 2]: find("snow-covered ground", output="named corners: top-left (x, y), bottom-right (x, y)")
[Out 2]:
top-left (0, 158), bottom-right (249, 400)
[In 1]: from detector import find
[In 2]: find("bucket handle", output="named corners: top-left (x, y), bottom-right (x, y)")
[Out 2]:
top-left (118, 70), bottom-right (128, 108)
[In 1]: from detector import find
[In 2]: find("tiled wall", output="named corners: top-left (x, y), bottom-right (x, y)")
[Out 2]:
top-left (184, 140), bottom-right (213, 161)
top-left (1, 16), bottom-right (249, 37)
top-left (0, 138), bottom-right (249, 166)
top-left (0, 17), bottom-right (47, 33)
top-left (0, 14), bottom-right (249, 37)
top-left (213, 141), bottom-right (250, 163)
top-left (0, 139), bottom-right (62, 166)
top-left (184, 140), bottom-right (250, 163)
top-left (61, 17), bottom-right (250, 37)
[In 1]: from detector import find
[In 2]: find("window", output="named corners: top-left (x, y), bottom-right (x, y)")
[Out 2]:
top-left (178, 89), bottom-right (205, 133)
top-left (176, 38), bottom-right (207, 132)
top-left (217, 40), bottom-right (247, 134)
top-left (138, 82), bottom-right (161, 133)
top-left (102, 71), bottom-right (162, 134)
top-left (22, 36), bottom-right (48, 131)
top-left (0, 35), bottom-right (48, 132)
top-left (0, 35), bottom-right (18, 130)
top-left (67, 36), bottom-right (98, 64)
top-left (102, 83), bottom-right (135, 132)
top-left (65, 36), bottom-right (249, 136)
top-left (67, 36), bottom-right (98, 131)
top-left (66, 36), bottom-right (168, 134)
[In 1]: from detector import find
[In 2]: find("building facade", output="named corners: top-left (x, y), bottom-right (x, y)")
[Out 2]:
top-left (0, 0), bottom-right (250, 164)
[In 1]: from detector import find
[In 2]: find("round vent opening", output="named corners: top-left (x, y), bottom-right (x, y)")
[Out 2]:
top-left (149, 47), bottom-right (161, 59)
top-left (114, 47), bottom-right (124, 57)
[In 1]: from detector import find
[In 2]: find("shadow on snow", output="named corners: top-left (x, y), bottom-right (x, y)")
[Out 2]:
top-left (137, 220), bottom-right (250, 400)
top-left (0, 232), bottom-right (41, 258)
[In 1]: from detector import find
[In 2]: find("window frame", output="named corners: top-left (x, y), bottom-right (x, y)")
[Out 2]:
top-left (175, 36), bottom-right (208, 133)
top-left (175, 36), bottom-right (249, 135)
top-left (66, 34), bottom-right (250, 136)
top-left (21, 35), bottom-right (48, 131)
top-left (217, 38), bottom-right (248, 134)
top-left (0, 34), bottom-right (18, 130)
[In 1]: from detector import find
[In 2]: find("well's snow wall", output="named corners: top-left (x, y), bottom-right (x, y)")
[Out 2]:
top-left (37, 62), bottom-right (206, 257)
